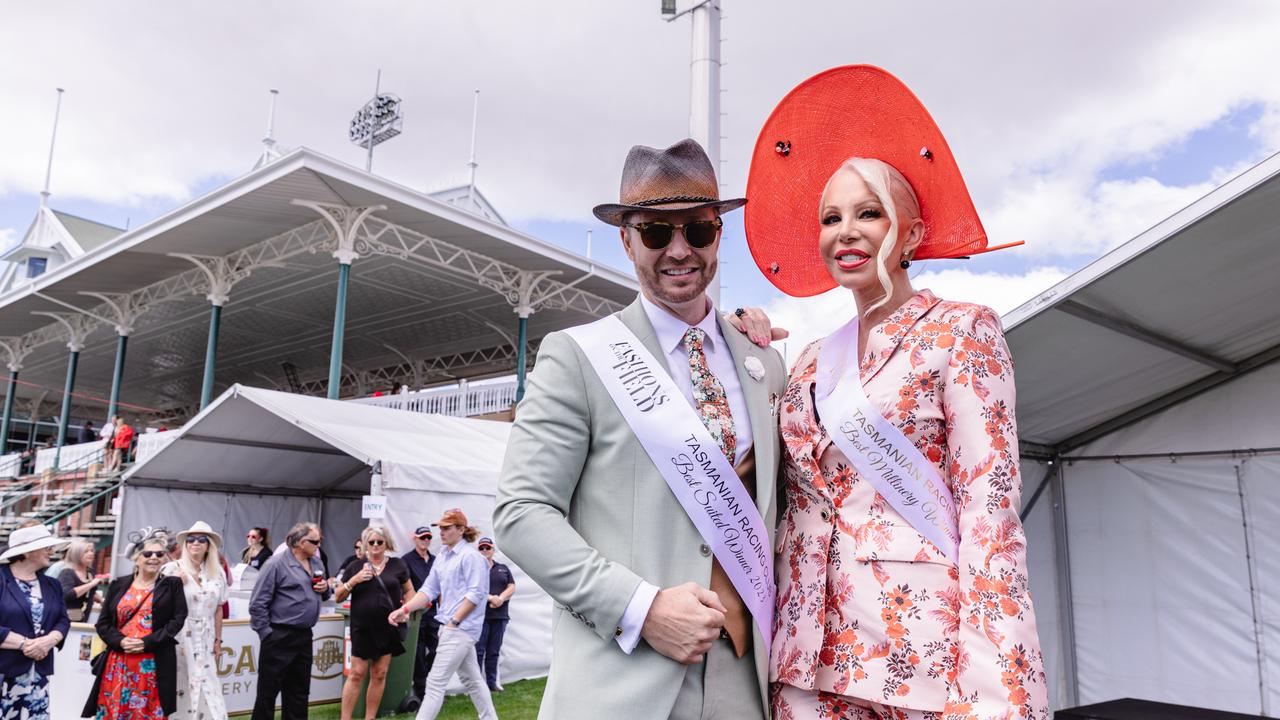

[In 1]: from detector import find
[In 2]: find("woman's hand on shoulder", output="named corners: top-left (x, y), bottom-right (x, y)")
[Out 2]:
top-left (725, 307), bottom-right (790, 347)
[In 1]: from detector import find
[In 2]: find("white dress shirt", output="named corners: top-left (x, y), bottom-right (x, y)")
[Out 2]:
top-left (614, 293), bottom-right (754, 653)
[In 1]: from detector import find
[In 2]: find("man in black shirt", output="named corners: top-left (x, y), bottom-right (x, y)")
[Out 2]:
top-left (476, 536), bottom-right (515, 692)
top-left (401, 525), bottom-right (439, 700)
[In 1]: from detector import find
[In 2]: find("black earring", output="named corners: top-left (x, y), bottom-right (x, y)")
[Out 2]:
top-left (900, 258), bottom-right (911, 269)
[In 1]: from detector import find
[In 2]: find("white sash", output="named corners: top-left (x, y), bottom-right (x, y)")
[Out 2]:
top-left (814, 315), bottom-right (960, 565)
top-left (565, 315), bottom-right (774, 649)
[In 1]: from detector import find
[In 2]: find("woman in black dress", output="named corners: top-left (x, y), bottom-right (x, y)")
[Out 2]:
top-left (333, 525), bottom-right (413, 720)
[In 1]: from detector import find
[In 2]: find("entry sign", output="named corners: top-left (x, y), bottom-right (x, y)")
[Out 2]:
top-left (361, 495), bottom-right (387, 520)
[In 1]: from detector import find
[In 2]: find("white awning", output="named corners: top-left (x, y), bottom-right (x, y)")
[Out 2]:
top-left (123, 383), bottom-right (510, 495)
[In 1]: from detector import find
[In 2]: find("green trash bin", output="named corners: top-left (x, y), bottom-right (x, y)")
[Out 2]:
top-left (344, 608), bottom-right (424, 717)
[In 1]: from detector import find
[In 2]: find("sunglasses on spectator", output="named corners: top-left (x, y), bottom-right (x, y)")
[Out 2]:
top-left (302, 537), bottom-right (322, 546)
top-left (478, 545), bottom-right (493, 551)
top-left (185, 535), bottom-right (209, 544)
top-left (623, 217), bottom-right (722, 250)
top-left (139, 550), bottom-right (166, 559)
top-left (367, 539), bottom-right (385, 546)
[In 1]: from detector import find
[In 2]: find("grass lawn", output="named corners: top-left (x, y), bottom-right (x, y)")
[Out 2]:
top-left (283, 677), bottom-right (545, 719)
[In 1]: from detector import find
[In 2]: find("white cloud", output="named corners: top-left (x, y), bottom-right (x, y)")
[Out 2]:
top-left (986, 176), bottom-right (1216, 259)
top-left (764, 267), bottom-right (1069, 367)
top-left (3, 1), bottom-right (1279, 261)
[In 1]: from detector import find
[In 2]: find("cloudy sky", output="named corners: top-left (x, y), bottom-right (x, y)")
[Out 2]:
top-left (3, 1), bottom-right (1278, 361)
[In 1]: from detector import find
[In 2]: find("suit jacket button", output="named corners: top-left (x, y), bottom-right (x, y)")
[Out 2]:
top-left (699, 544), bottom-right (711, 557)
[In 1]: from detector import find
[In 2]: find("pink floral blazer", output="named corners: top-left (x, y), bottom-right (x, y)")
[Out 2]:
top-left (771, 290), bottom-right (1049, 719)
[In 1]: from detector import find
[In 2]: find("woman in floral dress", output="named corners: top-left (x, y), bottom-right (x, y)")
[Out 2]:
top-left (83, 529), bottom-right (187, 719)
top-left (163, 522), bottom-right (227, 720)
top-left (744, 66), bottom-right (1050, 719)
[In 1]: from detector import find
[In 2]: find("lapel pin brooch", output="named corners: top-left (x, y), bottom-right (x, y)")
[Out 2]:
top-left (743, 356), bottom-right (765, 382)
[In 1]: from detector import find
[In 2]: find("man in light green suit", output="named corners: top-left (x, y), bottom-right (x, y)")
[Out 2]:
top-left (495, 139), bottom-right (788, 719)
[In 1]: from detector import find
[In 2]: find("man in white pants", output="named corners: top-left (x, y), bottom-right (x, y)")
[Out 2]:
top-left (389, 508), bottom-right (496, 720)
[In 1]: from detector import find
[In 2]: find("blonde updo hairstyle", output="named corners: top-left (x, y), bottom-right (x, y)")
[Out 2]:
top-left (820, 157), bottom-right (923, 315)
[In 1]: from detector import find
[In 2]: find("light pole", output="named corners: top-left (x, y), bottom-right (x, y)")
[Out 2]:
top-left (664, 1), bottom-right (723, 305)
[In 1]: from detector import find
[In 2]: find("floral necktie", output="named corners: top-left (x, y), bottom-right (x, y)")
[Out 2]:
top-left (682, 328), bottom-right (737, 461)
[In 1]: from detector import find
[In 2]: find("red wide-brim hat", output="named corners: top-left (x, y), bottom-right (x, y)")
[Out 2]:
top-left (745, 65), bottom-right (1021, 297)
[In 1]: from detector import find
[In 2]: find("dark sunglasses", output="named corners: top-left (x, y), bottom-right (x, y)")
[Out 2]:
top-left (367, 539), bottom-right (385, 546)
top-left (302, 537), bottom-right (322, 546)
top-left (139, 550), bottom-right (166, 559)
top-left (478, 545), bottom-right (493, 551)
top-left (185, 535), bottom-right (209, 544)
top-left (624, 217), bottom-right (722, 250)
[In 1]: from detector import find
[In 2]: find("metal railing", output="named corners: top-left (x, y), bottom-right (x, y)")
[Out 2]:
top-left (0, 445), bottom-right (107, 517)
top-left (350, 378), bottom-right (518, 418)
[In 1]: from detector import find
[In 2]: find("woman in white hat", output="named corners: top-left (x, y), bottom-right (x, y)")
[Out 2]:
top-left (0, 524), bottom-right (71, 720)
top-left (162, 521), bottom-right (228, 720)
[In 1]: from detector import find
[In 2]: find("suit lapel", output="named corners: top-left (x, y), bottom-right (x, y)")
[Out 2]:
top-left (716, 313), bottom-right (775, 519)
top-left (616, 298), bottom-right (667, 368)
top-left (618, 297), bottom-right (776, 518)
top-left (860, 290), bottom-right (942, 384)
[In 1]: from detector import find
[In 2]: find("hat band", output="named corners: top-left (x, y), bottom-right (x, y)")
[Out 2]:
top-left (632, 195), bottom-right (718, 207)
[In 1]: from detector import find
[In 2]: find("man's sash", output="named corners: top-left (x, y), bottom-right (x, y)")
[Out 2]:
top-left (565, 315), bottom-right (773, 650)
top-left (814, 316), bottom-right (960, 565)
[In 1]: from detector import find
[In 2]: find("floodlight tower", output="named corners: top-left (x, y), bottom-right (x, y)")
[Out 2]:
top-left (664, 0), bottom-right (723, 305)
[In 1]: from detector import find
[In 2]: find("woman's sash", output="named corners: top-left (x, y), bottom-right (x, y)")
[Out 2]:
top-left (814, 316), bottom-right (959, 565)
top-left (565, 315), bottom-right (773, 650)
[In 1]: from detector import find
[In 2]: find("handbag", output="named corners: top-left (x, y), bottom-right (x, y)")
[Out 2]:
top-left (90, 584), bottom-right (154, 676)
top-left (370, 563), bottom-right (410, 644)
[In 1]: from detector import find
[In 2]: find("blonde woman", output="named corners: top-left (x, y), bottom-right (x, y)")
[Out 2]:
top-left (57, 537), bottom-right (107, 622)
top-left (746, 66), bottom-right (1048, 719)
top-left (334, 525), bottom-right (413, 720)
top-left (163, 521), bottom-right (228, 719)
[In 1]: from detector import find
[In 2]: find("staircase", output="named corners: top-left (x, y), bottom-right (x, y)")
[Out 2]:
top-left (0, 447), bottom-right (123, 550)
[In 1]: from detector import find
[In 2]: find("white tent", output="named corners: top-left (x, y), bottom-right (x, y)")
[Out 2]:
top-left (1008, 151), bottom-right (1280, 714)
top-left (120, 383), bottom-right (552, 684)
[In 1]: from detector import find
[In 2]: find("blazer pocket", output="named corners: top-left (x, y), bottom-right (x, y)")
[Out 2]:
top-left (843, 521), bottom-right (952, 566)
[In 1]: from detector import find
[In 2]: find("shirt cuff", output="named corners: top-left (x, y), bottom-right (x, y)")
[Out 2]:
top-left (615, 581), bottom-right (659, 654)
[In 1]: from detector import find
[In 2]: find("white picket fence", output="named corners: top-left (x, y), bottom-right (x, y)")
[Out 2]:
top-left (0, 452), bottom-right (22, 480)
top-left (136, 430), bottom-right (179, 463)
top-left (34, 439), bottom-right (107, 473)
top-left (349, 378), bottom-right (518, 418)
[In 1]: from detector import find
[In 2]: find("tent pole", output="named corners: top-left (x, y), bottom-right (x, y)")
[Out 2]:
top-left (53, 347), bottom-right (80, 469)
top-left (106, 334), bottom-right (128, 422)
top-left (1050, 460), bottom-right (1080, 706)
top-left (200, 303), bottom-right (222, 409)
top-left (1236, 461), bottom-right (1269, 714)
top-left (0, 369), bottom-right (17, 454)
top-left (327, 262), bottom-right (351, 400)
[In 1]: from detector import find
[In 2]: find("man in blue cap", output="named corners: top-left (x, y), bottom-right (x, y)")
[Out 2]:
top-left (475, 536), bottom-right (515, 692)
top-left (401, 525), bottom-right (439, 700)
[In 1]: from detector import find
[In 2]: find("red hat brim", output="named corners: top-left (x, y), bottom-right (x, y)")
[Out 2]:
top-left (745, 65), bottom-right (1020, 298)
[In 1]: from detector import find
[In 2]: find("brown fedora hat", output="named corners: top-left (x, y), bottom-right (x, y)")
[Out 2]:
top-left (593, 138), bottom-right (747, 226)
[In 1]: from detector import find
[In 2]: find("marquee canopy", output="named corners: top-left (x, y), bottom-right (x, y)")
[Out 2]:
top-left (1006, 149), bottom-right (1280, 459)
